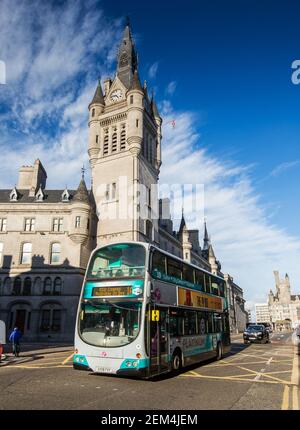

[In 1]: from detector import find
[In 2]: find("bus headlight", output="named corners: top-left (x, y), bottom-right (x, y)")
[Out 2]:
top-left (125, 361), bottom-right (132, 367)
top-left (132, 361), bottom-right (138, 368)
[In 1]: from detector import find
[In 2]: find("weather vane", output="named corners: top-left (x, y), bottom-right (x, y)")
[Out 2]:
top-left (81, 164), bottom-right (86, 179)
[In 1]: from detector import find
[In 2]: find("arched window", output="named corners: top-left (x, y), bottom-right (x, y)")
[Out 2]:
top-left (50, 243), bottom-right (61, 264)
top-left (111, 132), bottom-right (117, 152)
top-left (3, 277), bottom-right (11, 295)
top-left (92, 108), bottom-right (95, 117)
top-left (34, 277), bottom-right (42, 295)
top-left (120, 128), bottom-right (126, 150)
top-left (21, 242), bottom-right (32, 265)
top-left (53, 277), bottom-right (62, 296)
top-left (23, 277), bottom-right (32, 296)
top-left (43, 277), bottom-right (52, 295)
top-left (13, 277), bottom-right (22, 296)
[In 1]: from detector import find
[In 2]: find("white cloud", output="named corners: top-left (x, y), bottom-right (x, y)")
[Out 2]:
top-left (160, 104), bottom-right (300, 305)
top-left (1, 1), bottom-right (299, 309)
top-left (148, 62), bottom-right (159, 79)
top-left (270, 160), bottom-right (300, 177)
top-left (166, 81), bottom-right (177, 95)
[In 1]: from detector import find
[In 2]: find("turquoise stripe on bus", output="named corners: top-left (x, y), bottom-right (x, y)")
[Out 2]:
top-left (83, 279), bottom-right (144, 299)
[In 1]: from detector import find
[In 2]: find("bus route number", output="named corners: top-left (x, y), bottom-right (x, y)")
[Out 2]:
top-left (151, 310), bottom-right (160, 322)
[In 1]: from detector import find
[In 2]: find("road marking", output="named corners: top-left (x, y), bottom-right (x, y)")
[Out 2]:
top-left (62, 352), bottom-right (74, 365)
top-left (293, 386), bottom-right (299, 410)
top-left (180, 372), bottom-right (296, 386)
top-left (281, 385), bottom-right (289, 410)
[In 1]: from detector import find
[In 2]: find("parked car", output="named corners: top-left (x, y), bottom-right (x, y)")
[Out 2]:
top-left (243, 325), bottom-right (270, 344)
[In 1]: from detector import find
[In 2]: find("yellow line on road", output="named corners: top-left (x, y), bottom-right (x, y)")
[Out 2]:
top-left (293, 386), bottom-right (299, 410)
top-left (180, 373), bottom-right (295, 386)
top-left (281, 385), bottom-right (289, 410)
top-left (62, 352), bottom-right (74, 365)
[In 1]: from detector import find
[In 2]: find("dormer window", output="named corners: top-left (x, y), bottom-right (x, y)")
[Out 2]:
top-left (61, 188), bottom-right (70, 202)
top-left (35, 186), bottom-right (44, 202)
top-left (9, 187), bottom-right (18, 202)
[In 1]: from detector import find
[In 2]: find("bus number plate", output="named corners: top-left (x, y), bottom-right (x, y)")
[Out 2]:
top-left (92, 286), bottom-right (132, 297)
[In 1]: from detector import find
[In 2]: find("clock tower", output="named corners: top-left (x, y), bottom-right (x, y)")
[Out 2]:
top-left (88, 20), bottom-right (162, 246)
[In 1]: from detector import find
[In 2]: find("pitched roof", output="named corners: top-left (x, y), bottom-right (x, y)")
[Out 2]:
top-left (73, 178), bottom-right (90, 204)
top-left (89, 80), bottom-right (104, 107)
top-left (129, 69), bottom-right (142, 91)
top-left (0, 189), bottom-right (76, 204)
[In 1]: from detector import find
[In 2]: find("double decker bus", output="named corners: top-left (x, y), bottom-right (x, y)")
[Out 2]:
top-left (74, 242), bottom-right (230, 378)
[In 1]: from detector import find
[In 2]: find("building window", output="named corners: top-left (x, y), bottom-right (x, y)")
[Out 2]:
top-left (0, 218), bottom-right (7, 232)
top-left (52, 310), bottom-right (61, 331)
top-left (145, 220), bottom-right (153, 241)
top-left (40, 308), bottom-right (61, 332)
top-left (50, 243), bottom-right (61, 264)
top-left (23, 277), bottom-right (32, 296)
top-left (112, 132), bottom-right (117, 152)
top-left (105, 183), bottom-right (117, 201)
top-left (41, 309), bottom-right (51, 331)
top-left (43, 277), bottom-right (52, 295)
top-left (130, 95), bottom-right (133, 104)
top-left (120, 128), bottom-right (126, 150)
top-left (103, 132), bottom-right (109, 155)
top-left (96, 135), bottom-right (99, 143)
top-left (75, 216), bottom-right (81, 228)
top-left (53, 277), bottom-right (62, 296)
top-left (52, 218), bottom-right (63, 232)
top-left (21, 243), bottom-right (32, 264)
top-left (12, 277), bottom-right (22, 296)
top-left (92, 108), bottom-right (95, 117)
top-left (24, 218), bottom-right (35, 232)
top-left (136, 119), bottom-right (139, 127)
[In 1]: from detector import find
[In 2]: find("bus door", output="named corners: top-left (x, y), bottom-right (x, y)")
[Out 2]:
top-left (149, 307), bottom-right (169, 375)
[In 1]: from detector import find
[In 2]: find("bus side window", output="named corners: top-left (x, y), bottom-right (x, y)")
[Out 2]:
top-left (211, 279), bottom-right (219, 296)
top-left (169, 310), bottom-right (184, 336)
top-left (207, 313), bottom-right (214, 333)
top-left (197, 311), bottom-right (207, 335)
top-left (205, 275), bottom-right (211, 294)
top-left (151, 250), bottom-right (166, 278)
top-left (167, 257), bottom-right (182, 280)
top-left (195, 270), bottom-right (205, 291)
top-left (183, 264), bottom-right (194, 284)
top-left (184, 311), bottom-right (197, 335)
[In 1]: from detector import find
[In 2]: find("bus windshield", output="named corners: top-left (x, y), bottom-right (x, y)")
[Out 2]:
top-left (79, 300), bottom-right (142, 347)
top-left (87, 243), bottom-right (146, 279)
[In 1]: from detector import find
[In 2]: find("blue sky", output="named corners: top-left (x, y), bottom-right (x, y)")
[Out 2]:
top-left (0, 0), bottom-right (300, 309)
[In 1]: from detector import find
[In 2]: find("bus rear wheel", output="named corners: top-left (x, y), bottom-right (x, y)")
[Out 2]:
top-left (171, 351), bottom-right (182, 372)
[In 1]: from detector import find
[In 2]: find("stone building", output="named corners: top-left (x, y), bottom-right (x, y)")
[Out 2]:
top-left (255, 303), bottom-right (271, 324)
top-left (0, 21), bottom-right (245, 341)
top-left (268, 271), bottom-right (300, 330)
top-left (224, 274), bottom-right (248, 332)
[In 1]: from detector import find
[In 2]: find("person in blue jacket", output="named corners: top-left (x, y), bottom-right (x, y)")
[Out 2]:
top-left (9, 327), bottom-right (22, 357)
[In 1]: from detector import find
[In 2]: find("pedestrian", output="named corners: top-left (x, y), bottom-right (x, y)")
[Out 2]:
top-left (9, 327), bottom-right (22, 357)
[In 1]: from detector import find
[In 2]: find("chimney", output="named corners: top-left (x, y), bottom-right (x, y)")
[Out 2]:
top-left (17, 159), bottom-right (47, 196)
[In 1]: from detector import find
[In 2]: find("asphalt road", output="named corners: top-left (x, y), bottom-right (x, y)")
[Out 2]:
top-left (0, 331), bottom-right (299, 410)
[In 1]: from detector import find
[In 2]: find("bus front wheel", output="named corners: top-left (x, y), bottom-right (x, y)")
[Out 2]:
top-left (171, 350), bottom-right (182, 372)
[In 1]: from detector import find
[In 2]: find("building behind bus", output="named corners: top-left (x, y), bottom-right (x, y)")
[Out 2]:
top-left (0, 21), bottom-right (247, 341)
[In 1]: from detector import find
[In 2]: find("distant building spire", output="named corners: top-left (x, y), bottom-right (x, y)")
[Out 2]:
top-left (203, 219), bottom-right (210, 251)
top-left (116, 19), bottom-right (138, 88)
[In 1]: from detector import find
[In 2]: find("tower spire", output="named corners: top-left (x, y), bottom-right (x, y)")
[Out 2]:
top-left (203, 219), bottom-right (210, 251)
top-left (116, 19), bottom-right (138, 88)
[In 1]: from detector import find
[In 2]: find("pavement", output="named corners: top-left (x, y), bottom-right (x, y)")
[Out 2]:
top-left (0, 331), bottom-right (298, 410)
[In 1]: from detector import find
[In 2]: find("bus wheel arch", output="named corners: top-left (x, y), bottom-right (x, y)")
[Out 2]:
top-left (171, 348), bottom-right (183, 371)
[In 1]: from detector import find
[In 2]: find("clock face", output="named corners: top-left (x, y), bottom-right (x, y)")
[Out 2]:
top-left (110, 89), bottom-right (123, 102)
